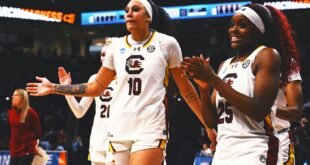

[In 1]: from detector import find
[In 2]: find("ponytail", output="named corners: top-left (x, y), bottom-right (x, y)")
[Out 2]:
top-left (148, 0), bottom-right (177, 37)
top-left (266, 5), bottom-right (301, 84)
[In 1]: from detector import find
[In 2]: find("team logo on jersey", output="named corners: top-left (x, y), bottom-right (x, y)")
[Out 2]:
top-left (125, 55), bottom-right (144, 74)
top-left (100, 87), bottom-right (113, 102)
top-left (120, 48), bottom-right (126, 54)
top-left (147, 45), bottom-right (155, 53)
top-left (242, 60), bottom-right (250, 68)
top-left (222, 73), bottom-right (237, 86)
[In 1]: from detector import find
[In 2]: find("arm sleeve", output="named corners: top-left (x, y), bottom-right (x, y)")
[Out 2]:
top-left (64, 75), bottom-right (95, 118)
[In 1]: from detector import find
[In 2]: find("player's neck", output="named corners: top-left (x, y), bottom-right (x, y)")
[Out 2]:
top-left (131, 29), bottom-right (151, 42)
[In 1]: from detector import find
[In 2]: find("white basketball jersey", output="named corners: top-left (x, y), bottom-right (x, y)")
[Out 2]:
top-left (89, 74), bottom-right (117, 151)
top-left (271, 71), bottom-right (302, 131)
top-left (271, 69), bottom-right (301, 164)
top-left (214, 46), bottom-right (281, 165)
top-left (103, 31), bottom-right (182, 141)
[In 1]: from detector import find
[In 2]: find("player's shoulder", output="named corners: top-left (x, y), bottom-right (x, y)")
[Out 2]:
top-left (256, 47), bottom-right (280, 65)
top-left (111, 37), bottom-right (122, 43)
top-left (104, 37), bottom-right (122, 51)
top-left (108, 37), bottom-right (121, 46)
top-left (156, 31), bottom-right (176, 42)
top-left (156, 31), bottom-right (179, 49)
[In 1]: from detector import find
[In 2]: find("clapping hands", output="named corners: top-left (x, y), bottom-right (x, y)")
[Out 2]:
top-left (179, 54), bottom-right (216, 88)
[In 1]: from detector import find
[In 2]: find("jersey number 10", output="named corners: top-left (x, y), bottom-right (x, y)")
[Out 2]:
top-left (128, 77), bottom-right (142, 95)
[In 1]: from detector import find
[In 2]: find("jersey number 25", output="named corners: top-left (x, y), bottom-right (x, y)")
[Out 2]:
top-left (217, 101), bottom-right (233, 124)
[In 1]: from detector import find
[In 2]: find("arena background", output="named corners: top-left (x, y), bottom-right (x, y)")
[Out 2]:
top-left (0, 0), bottom-right (309, 164)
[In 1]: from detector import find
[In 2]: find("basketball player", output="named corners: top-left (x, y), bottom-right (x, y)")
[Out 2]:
top-left (180, 4), bottom-right (285, 165)
top-left (26, 0), bottom-right (216, 164)
top-left (266, 5), bottom-right (303, 165)
top-left (58, 38), bottom-right (116, 165)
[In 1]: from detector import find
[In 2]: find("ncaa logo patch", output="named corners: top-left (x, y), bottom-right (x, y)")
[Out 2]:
top-left (120, 48), bottom-right (126, 54)
top-left (147, 45), bottom-right (155, 53)
top-left (242, 60), bottom-right (250, 68)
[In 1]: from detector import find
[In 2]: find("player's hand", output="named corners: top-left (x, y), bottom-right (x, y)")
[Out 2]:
top-left (26, 76), bottom-right (54, 96)
top-left (206, 128), bottom-right (217, 151)
top-left (179, 54), bottom-right (216, 86)
top-left (58, 67), bottom-right (72, 85)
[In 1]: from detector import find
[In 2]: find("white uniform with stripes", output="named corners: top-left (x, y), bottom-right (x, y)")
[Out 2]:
top-left (271, 71), bottom-right (302, 164)
top-left (89, 74), bottom-right (116, 163)
top-left (103, 31), bottom-right (182, 151)
top-left (213, 46), bottom-right (281, 165)
top-left (65, 74), bottom-right (116, 163)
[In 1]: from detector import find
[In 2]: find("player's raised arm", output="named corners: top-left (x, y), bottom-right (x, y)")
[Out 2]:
top-left (26, 66), bottom-right (116, 97)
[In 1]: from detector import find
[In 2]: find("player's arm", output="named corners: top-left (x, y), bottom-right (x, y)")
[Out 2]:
top-left (165, 35), bottom-right (215, 128)
top-left (65, 96), bottom-right (94, 118)
top-left (64, 75), bottom-right (97, 118)
top-left (181, 49), bottom-right (281, 122)
top-left (27, 39), bottom-right (117, 97)
top-left (27, 65), bottom-right (116, 97)
top-left (213, 48), bottom-right (281, 122)
top-left (170, 67), bottom-right (215, 128)
top-left (197, 59), bottom-right (226, 128)
top-left (276, 80), bottom-right (303, 121)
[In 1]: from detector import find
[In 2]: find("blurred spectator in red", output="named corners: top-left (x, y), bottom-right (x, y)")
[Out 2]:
top-left (8, 89), bottom-right (42, 165)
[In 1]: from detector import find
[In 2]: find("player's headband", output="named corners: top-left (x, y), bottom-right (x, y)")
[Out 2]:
top-left (132, 0), bottom-right (153, 22)
top-left (235, 6), bottom-right (265, 34)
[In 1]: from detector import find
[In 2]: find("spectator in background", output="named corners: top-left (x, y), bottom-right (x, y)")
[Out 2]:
top-left (200, 143), bottom-right (213, 157)
top-left (56, 129), bottom-right (66, 150)
top-left (72, 135), bottom-right (83, 152)
top-left (72, 135), bottom-right (83, 165)
top-left (8, 89), bottom-right (42, 165)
